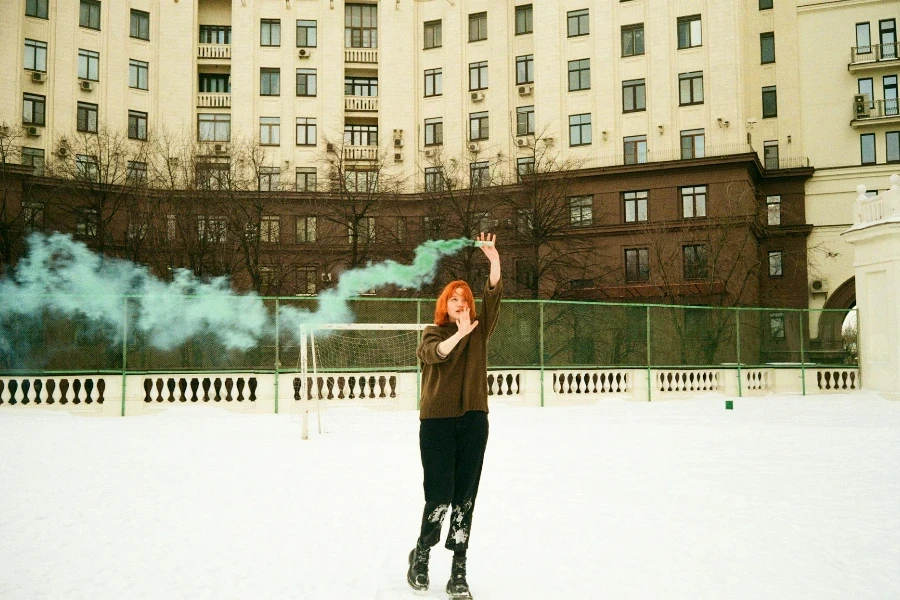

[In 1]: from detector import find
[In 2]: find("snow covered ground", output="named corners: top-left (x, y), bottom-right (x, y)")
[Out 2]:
top-left (1, 393), bottom-right (898, 600)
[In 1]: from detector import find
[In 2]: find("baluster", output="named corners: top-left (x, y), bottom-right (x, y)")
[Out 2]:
top-left (213, 378), bottom-right (222, 402)
top-left (33, 379), bottom-right (43, 404)
top-left (293, 377), bottom-right (302, 401)
top-left (378, 375), bottom-right (387, 398)
top-left (190, 378), bottom-right (200, 402)
top-left (8, 380), bottom-right (18, 405)
top-left (167, 378), bottom-right (176, 402)
top-left (487, 374), bottom-right (495, 395)
top-left (46, 379), bottom-right (56, 404)
top-left (0, 379), bottom-right (4, 404)
top-left (21, 379), bottom-right (31, 405)
top-left (73, 379), bottom-right (82, 403)
top-left (248, 378), bottom-right (257, 401)
top-left (337, 377), bottom-right (346, 399)
top-left (816, 371), bottom-right (824, 390)
top-left (59, 379), bottom-right (69, 404)
top-left (84, 379), bottom-right (94, 404)
top-left (849, 371), bottom-right (857, 389)
top-left (179, 378), bottom-right (188, 402)
top-left (368, 376), bottom-right (377, 398)
top-left (155, 378), bottom-right (164, 402)
top-left (839, 371), bottom-right (848, 390)
top-left (224, 378), bottom-right (233, 402)
top-left (388, 375), bottom-right (397, 398)
top-left (235, 378), bottom-right (245, 401)
top-left (201, 378), bottom-right (211, 401)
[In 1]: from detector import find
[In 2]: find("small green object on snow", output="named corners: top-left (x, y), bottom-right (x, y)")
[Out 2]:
top-left (725, 400), bottom-right (734, 410)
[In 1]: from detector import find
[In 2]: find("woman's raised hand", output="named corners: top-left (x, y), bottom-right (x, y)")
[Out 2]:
top-left (456, 306), bottom-right (479, 337)
top-left (477, 232), bottom-right (499, 262)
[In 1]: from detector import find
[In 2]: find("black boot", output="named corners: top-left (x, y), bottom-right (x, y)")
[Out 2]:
top-left (446, 554), bottom-right (473, 599)
top-left (407, 540), bottom-right (430, 591)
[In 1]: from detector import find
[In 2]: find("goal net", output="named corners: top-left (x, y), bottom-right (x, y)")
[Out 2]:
top-left (292, 324), bottom-right (428, 439)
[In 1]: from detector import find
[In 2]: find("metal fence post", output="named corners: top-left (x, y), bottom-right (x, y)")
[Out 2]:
top-left (736, 308), bottom-right (743, 398)
top-left (120, 296), bottom-right (128, 417)
top-left (539, 301), bottom-right (545, 408)
top-left (800, 310), bottom-right (807, 396)
top-left (646, 305), bottom-right (652, 402)
top-left (274, 297), bottom-right (280, 414)
top-left (416, 298), bottom-right (422, 410)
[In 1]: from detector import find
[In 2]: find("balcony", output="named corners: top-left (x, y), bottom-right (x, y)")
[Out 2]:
top-left (344, 48), bottom-right (378, 64)
top-left (342, 145), bottom-right (378, 161)
top-left (197, 93), bottom-right (231, 108)
top-left (198, 44), bottom-right (231, 60)
top-left (851, 98), bottom-right (900, 127)
top-left (344, 96), bottom-right (378, 113)
top-left (849, 43), bottom-right (899, 71)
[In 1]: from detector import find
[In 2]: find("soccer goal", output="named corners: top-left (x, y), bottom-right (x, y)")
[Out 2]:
top-left (293, 323), bottom-right (429, 439)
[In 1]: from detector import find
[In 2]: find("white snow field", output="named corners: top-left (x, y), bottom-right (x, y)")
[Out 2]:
top-left (1, 393), bottom-right (899, 600)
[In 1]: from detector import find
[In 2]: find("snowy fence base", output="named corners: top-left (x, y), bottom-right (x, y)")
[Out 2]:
top-left (0, 366), bottom-right (864, 415)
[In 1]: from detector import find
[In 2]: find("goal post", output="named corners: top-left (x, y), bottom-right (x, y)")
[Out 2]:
top-left (295, 323), bottom-right (430, 439)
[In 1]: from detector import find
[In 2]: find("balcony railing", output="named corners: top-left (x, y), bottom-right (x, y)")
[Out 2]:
top-left (344, 96), bottom-right (379, 112)
top-left (344, 48), bottom-right (378, 63)
top-left (853, 175), bottom-right (900, 226)
top-left (342, 145), bottom-right (378, 161)
top-left (198, 44), bottom-right (231, 59)
top-left (197, 93), bottom-right (231, 108)
top-left (850, 42), bottom-right (899, 66)
top-left (853, 98), bottom-right (900, 122)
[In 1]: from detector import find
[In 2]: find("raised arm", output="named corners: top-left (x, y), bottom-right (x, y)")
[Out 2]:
top-left (477, 232), bottom-right (501, 289)
top-left (477, 232), bottom-right (502, 337)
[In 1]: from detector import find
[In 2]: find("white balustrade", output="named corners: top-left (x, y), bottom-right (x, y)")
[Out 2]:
top-left (344, 96), bottom-right (378, 112)
top-left (197, 93), bottom-right (231, 108)
top-left (343, 145), bottom-right (379, 161)
top-left (198, 44), bottom-right (231, 59)
top-left (656, 370), bottom-right (720, 392)
top-left (344, 48), bottom-right (378, 63)
top-left (814, 369), bottom-right (859, 391)
top-left (551, 370), bottom-right (630, 395)
top-left (853, 176), bottom-right (900, 225)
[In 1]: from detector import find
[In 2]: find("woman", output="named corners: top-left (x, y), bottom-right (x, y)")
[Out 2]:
top-left (407, 232), bottom-right (501, 600)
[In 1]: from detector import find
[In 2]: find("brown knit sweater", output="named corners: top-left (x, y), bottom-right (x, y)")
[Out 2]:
top-left (416, 279), bottom-right (503, 419)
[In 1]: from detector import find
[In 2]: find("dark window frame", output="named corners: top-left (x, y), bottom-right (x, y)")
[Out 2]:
top-left (424, 117), bottom-right (443, 146)
top-left (260, 68), bottom-right (281, 96)
top-left (682, 244), bottom-right (708, 279)
top-left (860, 133), bottom-right (876, 165)
top-left (77, 101), bottom-right (99, 133)
top-left (469, 60), bottom-right (488, 91)
top-left (621, 23), bottom-right (645, 56)
top-left (516, 105), bottom-right (535, 136)
top-left (625, 247), bottom-right (650, 282)
top-left (762, 86), bottom-right (778, 118)
top-left (79, 0), bottom-right (101, 30)
top-left (679, 71), bottom-right (704, 106)
top-left (23, 93), bottom-right (46, 126)
top-left (623, 78), bottom-right (646, 112)
top-left (469, 111), bottom-right (489, 141)
top-left (568, 113), bottom-right (592, 146)
top-left (26, 0), bottom-right (49, 19)
top-left (424, 20), bottom-right (442, 49)
top-left (623, 190), bottom-right (648, 223)
top-left (468, 12), bottom-right (487, 42)
top-left (424, 68), bottom-right (442, 97)
top-left (130, 9), bottom-right (150, 40)
top-left (515, 5), bottom-right (533, 35)
top-left (260, 19), bottom-right (281, 47)
top-left (516, 54), bottom-right (534, 85)
top-left (680, 185), bottom-right (708, 219)
top-left (677, 14), bottom-right (702, 49)
top-left (760, 32), bottom-right (775, 64)
top-left (296, 20), bottom-right (317, 47)
top-left (127, 109), bottom-right (148, 141)
top-left (568, 59), bottom-right (591, 91)
top-left (567, 9), bottom-right (590, 38)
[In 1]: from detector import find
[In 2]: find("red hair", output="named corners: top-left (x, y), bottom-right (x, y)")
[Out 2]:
top-left (434, 280), bottom-right (476, 326)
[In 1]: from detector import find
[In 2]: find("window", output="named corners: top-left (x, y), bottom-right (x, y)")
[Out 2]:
top-left (469, 111), bottom-right (489, 141)
top-left (424, 20), bottom-right (442, 49)
top-left (261, 19), bottom-right (280, 46)
top-left (760, 32), bottom-right (775, 64)
top-left (257, 169), bottom-right (279, 193)
top-left (624, 135), bottom-right (647, 165)
top-left (75, 154), bottom-right (99, 182)
top-left (345, 77), bottom-right (378, 96)
top-left (856, 23), bottom-right (871, 54)
top-left (296, 169), bottom-right (317, 192)
top-left (764, 140), bottom-right (780, 169)
top-left (516, 105), bottom-right (535, 136)
top-left (683, 244), bottom-right (708, 279)
top-left (622, 24), bottom-right (644, 56)
top-left (348, 217), bottom-right (376, 244)
top-left (21, 148), bottom-right (45, 176)
top-left (517, 157), bottom-right (534, 180)
top-left (762, 86), bottom-right (778, 118)
top-left (78, 49), bottom-right (100, 81)
top-left (23, 93), bottom-right (46, 126)
top-left (677, 15), bottom-right (701, 48)
top-left (516, 209), bottom-right (533, 234)
top-left (296, 216), bottom-right (317, 242)
top-left (625, 248), bottom-right (650, 282)
top-left (681, 185), bottom-right (707, 218)
top-left (423, 216), bottom-right (443, 237)
top-left (767, 195), bottom-right (781, 225)
top-left (516, 55), bottom-right (534, 84)
top-left (679, 71), bottom-right (704, 105)
top-left (858, 78), bottom-right (874, 109)
top-left (515, 260), bottom-right (537, 292)
top-left (759, 0), bottom-right (773, 10)
top-left (129, 59), bottom-right (148, 90)
top-left (126, 160), bottom-right (147, 184)
top-left (166, 215), bottom-right (177, 241)
top-left (196, 163), bottom-right (231, 190)
top-left (424, 68), bottom-right (442, 97)
top-left (769, 312), bottom-right (785, 340)
top-left (623, 79), bottom-right (646, 112)
top-left (624, 190), bottom-right (648, 222)
top-left (880, 19), bottom-right (897, 60)
top-left (297, 20), bottom-right (317, 47)
top-left (128, 110), bottom-right (147, 140)
top-left (80, 0), bottom-right (100, 30)
top-left (345, 4), bottom-right (378, 48)
top-left (260, 216), bottom-right (280, 242)
top-left (469, 12), bottom-right (487, 42)
top-left (76, 209), bottom-right (99, 237)
top-left (296, 69), bottom-right (317, 96)
top-left (296, 267), bottom-right (317, 295)
top-left (296, 117), bottom-right (316, 146)
top-left (77, 102), bottom-right (98, 133)
top-left (24, 39), bottom-right (47, 72)
top-left (567, 9), bottom-right (589, 37)
top-left (199, 73), bottom-right (230, 93)
top-left (569, 113), bottom-right (591, 146)
top-left (344, 124), bottom-right (378, 146)
top-left (199, 26), bottom-right (231, 44)
top-left (260, 117), bottom-right (280, 145)
top-left (681, 129), bottom-right (705, 159)
top-left (26, 0), bottom-right (48, 19)
top-left (470, 161), bottom-right (490, 188)
top-left (344, 170), bottom-right (377, 193)
top-left (469, 61), bottom-right (488, 91)
top-left (860, 133), bottom-right (876, 165)
top-left (198, 216), bottom-right (227, 242)
top-left (198, 113), bottom-right (230, 142)
top-left (568, 59), bottom-right (590, 91)
top-left (569, 196), bottom-right (593, 227)
top-left (23, 200), bottom-right (45, 231)
top-left (768, 251), bottom-right (783, 277)
top-left (424, 118), bottom-right (443, 146)
top-left (261, 68), bottom-right (280, 96)
top-left (885, 75), bottom-right (898, 116)
top-left (887, 131), bottom-right (900, 163)
top-left (130, 10), bottom-right (149, 40)
top-left (515, 5), bottom-right (533, 35)
top-left (396, 218), bottom-right (408, 243)
top-left (424, 167), bottom-right (446, 192)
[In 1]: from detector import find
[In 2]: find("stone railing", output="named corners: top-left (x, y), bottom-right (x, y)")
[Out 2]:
top-left (344, 96), bottom-right (378, 112)
top-left (344, 48), bottom-right (378, 63)
top-left (853, 175), bottom-right (900, 226)
top-left (198, 44), bottom-right (231, 59)
top-left (343, 145), bottom-right (378, 161)
top-left (197, 93), bottom-right (231, 108)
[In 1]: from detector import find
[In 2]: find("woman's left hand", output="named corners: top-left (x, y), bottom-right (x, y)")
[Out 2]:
top-left (477, 232), bottom-right (499, 262)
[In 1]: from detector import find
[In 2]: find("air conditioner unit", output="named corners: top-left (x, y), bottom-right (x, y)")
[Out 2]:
top-left (213, 143), bottom-right (225, 154)
top-left (853, 94), bottom-right (870, 118)
top-left (809, 279), bottom-right (829, 294)
top-left (424, 148), bottom-right (437, 159)
top-left (470, 91), bottom-right (485, 102)
top-left (467, 142), bottom-right (479, 152)
top-left (394, 152), bottom-right (403, 162)
top-left (80, 80), bottom-right (94, 91)
top-left (517, 84), bottom-right (533, 96)
top-left (326, 142), bottom-right (335, 152)
top-left (31, 71), bottom-right (47, 84)
top-left (515, 137), bottom-right (529, 147)
top-left (26, 126), bottom-right (40, 137)
top-left (393, 138), bottom-right (403, 148)
top-left (57, 146), bottom-right (68, 157)
top-left (321, 272), bottom-right (332, 282)
top-left (298, 48), bottom-right (312, 59)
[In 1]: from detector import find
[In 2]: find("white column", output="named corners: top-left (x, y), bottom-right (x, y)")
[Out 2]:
top-left (842, 175), bottom-right (900, 399)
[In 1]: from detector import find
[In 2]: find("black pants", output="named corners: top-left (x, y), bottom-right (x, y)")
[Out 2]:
top-left (417, 410), bottom-right (489, 553)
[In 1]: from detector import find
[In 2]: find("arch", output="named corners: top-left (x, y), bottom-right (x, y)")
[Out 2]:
top-left (817, 276), bottom-right (856, 347)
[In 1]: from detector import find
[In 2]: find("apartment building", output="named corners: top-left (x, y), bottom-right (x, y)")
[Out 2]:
top-left (4, 0), bottom-right (864, 352)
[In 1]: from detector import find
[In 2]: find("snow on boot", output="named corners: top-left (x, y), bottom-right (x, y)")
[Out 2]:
top-left (407, 541), bottom-right (430, 591)
top-left (446, 555), bottom-right (473, 599)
